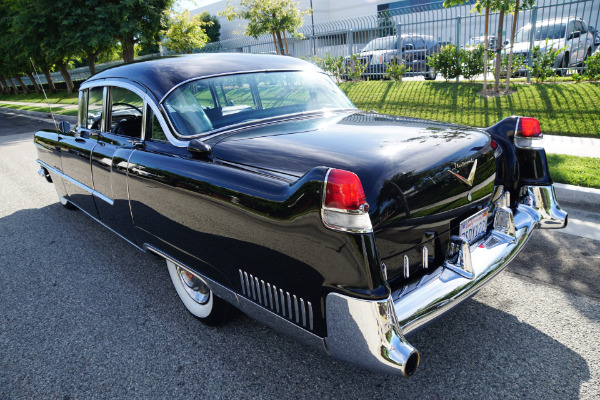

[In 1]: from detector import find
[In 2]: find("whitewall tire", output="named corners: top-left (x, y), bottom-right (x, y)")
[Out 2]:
top-left (166, 260), bottom-right (231, 325)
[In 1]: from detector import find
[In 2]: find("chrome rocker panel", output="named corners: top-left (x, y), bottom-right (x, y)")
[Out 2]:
top-left (324, 185), bottom-right (567, 377)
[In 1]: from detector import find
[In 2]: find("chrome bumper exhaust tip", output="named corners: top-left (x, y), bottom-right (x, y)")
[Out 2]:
top-left (325, 294), bottom-right (419, 377)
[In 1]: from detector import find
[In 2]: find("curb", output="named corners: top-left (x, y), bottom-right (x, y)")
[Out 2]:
top-left (0, 107), bottom-right (78, 124)
top-left (554, 183), bottom-right (600, 209)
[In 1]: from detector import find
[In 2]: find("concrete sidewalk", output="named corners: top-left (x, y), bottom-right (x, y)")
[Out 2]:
top-left (544, 135), bottom-right (600, 159)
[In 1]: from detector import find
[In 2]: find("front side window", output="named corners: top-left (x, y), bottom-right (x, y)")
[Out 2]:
top-left (163, 71), bottom-right (355, 137)
top-left (109, 86), bottom-right (144, 138)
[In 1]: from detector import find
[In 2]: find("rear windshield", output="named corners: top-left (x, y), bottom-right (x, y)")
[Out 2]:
top-left (362, 36), bottom-right (397, 51)
top-left (163, 71), bottom-right (355, 137)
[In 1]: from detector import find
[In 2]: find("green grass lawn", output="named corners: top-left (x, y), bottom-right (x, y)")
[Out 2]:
top-left (0, 102), bottom-right (77, 116)
top-left (0, 91), bottom-right (79, 104)
top-left (547, 154), bottom-right (600, 189)
top-left (339, 81), bottom-right (600, 138)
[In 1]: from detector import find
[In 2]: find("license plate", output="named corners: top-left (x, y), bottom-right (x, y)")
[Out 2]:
top-left (460, 208), bottom-right (489, 244)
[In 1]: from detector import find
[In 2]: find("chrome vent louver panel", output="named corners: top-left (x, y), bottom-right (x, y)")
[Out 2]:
top-left (239, 269), bottom-right (313, 331)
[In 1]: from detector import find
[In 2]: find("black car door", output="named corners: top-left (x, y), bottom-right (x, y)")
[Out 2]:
top-left (60, 86), bottom-right (102, 219)
top-left (90, 85), bottom-right (145, 242)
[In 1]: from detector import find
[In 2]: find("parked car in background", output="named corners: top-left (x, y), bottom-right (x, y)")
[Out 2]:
top-left (589, 25), bottom-right (600, 47)
top-left (463, 35), bottom-right (506, 51)
top-left (34, 54), bottom-right (567, 377)
top-left (511, 17), bottom-right (594, 74)
top-left (344, 34), bottom-right (440, 80)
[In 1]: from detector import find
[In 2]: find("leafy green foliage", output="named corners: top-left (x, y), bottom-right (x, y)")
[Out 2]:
top-left (461, 45), bottom-right (486, 82)
top-left (527, 39), bottom-right (564, 83)
top-left (385, 54), bottom-right (410, 81)
top-left (347, 54), bottom-right (368, 81)
top-left (493, 52), bottom-right (526, 78)
top-left (427, 45), bottom-right (461, 81)
top-left (220, 0), bottom-right (310, 55)
top-left (322, 53), bottom-right (345, 81)
top-left (583, 51), bottom-right (600, 80)
top-left (199, 11), bottom-right (221, 42)
top-left (163, 10), bottom-right (210, 54)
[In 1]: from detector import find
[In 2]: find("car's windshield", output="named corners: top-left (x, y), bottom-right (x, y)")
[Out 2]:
top-left (361, 36), bottom-right (396, 51)
top-left (163, 71), bottom-right (355, 137)
top-left (515, 23), bottom-right (566, 42)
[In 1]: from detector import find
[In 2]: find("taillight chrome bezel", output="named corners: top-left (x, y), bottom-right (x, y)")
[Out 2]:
top-left (514, 116), bottom-right (544, 150)
top-left (321, 168), bottom-right (373, 233)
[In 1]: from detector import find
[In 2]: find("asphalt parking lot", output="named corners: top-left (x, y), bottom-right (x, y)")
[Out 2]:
top-left (1, 111), bottom-right (599, 399)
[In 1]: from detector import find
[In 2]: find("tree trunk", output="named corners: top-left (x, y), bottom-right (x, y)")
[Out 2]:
top-left (505, 0), bottom-right (520, 91)
top-left (26, 72), bottom-right (42, 94)
top-left (15, 76), bottom-right (30, 95)
top-left (0, 76), bottom-right (8, 94)
top-left (9, 78), bottom-right (20, 94)
top-left (275, 30), bottom-right (285, 55)
top-left (271, 31), bottom-right (279, 54)
top-left (87, 52), bottom-right (97, 76)
top-left (43, 69), bottom-right (57, 94)
top-left (483, 6), bottom-right (490, 92)
top-left (283, 31), bottom-right (289, 55)
top-left (122, 37), bottom-right (136, 63)
top-left (58, 64), bottom-right (74, 95)
top-left (494, 11), bottom-right (505, 93)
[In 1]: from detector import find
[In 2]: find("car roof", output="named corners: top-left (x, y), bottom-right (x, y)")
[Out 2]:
top-left (86, 53), bottom-right (321, 101)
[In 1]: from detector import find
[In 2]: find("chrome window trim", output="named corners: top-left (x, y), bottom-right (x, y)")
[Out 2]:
top-left (80, 79), bottom-right (187, 148)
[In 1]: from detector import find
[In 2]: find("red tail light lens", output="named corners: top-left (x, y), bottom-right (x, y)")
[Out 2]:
top-left (490, 140), bottom-right (498, 150)
top-left (516, 117), bottom-right (542, 138)
top-left (325, 169), bottom-right (368, 211)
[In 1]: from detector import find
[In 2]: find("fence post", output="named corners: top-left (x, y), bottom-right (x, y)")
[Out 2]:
top-left (456, 15), bottom-right (461, 83)
top-left (347, 29), bottom-right (354, 56)
top-left (526, 6), bottom-right (538, 83)
top-left (396, 23), bottom-right (402, 60)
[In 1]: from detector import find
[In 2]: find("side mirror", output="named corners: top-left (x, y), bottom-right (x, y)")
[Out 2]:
top-left (58, 120), bottom-right (71, 134)
top-left (569, 31), bottom-right (581, 40)
top-left (187, 138), bottom-right (211, 158)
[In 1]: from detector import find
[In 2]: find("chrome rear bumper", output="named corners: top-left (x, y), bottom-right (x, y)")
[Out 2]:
top-left (325, 185), bottom-right (567, 377)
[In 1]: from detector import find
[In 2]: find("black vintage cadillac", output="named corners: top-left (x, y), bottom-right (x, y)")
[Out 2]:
top-left (34, 54), bottom-right (567, 377)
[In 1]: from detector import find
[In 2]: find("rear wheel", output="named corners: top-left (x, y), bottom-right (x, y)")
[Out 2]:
top-left (424, 66), bottom-right (437, 80)
top-left (166, 260), bottom-right (231, 326)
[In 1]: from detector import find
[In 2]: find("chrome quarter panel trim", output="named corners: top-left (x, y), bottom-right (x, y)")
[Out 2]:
top-left (325, 293), bottom-right (419, 377)
top-left (37, 159), bottom-right (114, 206)
top-left (520, 185), bottom-right (568, 229)
top-left (236, 294), bottom-right (327, 354)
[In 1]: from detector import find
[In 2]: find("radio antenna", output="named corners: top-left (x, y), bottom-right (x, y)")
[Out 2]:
top-left (30, 57), bottom-right (59, 131)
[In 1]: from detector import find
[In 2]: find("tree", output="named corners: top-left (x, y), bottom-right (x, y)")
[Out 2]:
top-left (504, 0), bottom-right (535, 90)
top-left (220, 0), bottom-right (311, 56)
top-left (443, 0), bottom-right (534, 93)
top-left (102, 0), bottom-right (174, 63)
top-left (199, 11), bottom-right (221, 42)
top-left (63, 1), bottom-right (118, 76)
top-left (163, 10), bottom-right (210, 54)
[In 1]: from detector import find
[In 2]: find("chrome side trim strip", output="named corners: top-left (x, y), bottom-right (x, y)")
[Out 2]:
top-left (37, 159), bottom-right (114, 206)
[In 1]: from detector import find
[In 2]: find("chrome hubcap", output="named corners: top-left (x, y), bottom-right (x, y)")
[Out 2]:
top-left (177, 267), bottom-right (210, 305)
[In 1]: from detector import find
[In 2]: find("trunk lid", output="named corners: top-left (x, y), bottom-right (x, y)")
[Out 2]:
top-left (211, 112), bottom-right (497, 283)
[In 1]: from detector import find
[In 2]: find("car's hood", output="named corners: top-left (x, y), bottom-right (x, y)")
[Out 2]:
top-left (212, 111), bottom-right (496, 281)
